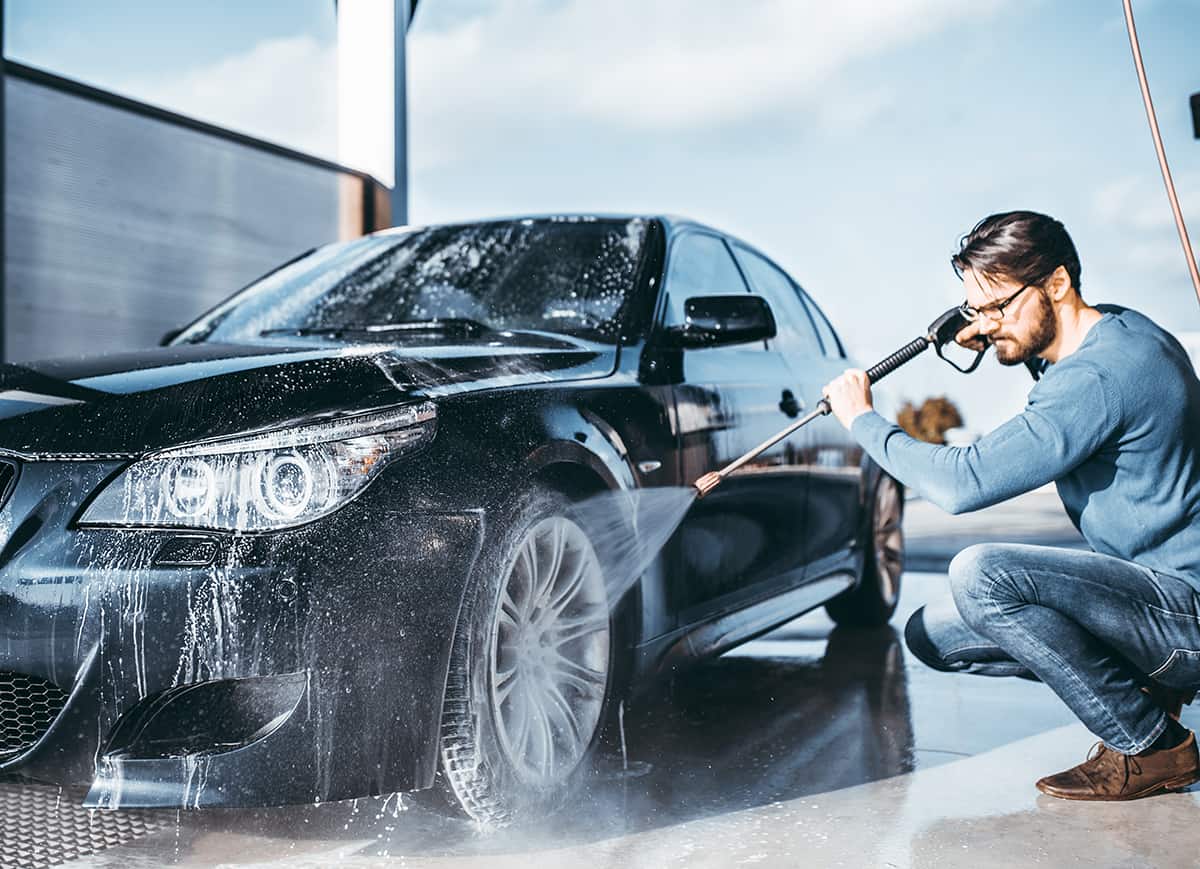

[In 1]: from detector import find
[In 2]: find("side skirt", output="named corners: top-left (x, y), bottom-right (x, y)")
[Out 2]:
top-left (640, 572), bottom-right (856, 679)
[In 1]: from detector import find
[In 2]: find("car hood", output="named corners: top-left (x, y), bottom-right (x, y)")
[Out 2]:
top-left (0, 338), bottom-right (617, 457)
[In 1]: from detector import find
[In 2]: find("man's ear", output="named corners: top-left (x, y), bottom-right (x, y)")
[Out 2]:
top-left (1046, 265), bottom-right (1072, 301)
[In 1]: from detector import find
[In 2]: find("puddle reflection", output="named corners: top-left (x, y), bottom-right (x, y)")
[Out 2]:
top-left (80, 623), bottom-right (916, 864)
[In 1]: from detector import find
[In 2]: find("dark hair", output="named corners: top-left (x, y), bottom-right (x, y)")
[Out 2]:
top-left (951, 211), bottom-right (1082, 295)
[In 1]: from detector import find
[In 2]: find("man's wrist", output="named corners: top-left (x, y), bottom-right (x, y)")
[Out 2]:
top-left (850, 408), bottom-right (885, 438)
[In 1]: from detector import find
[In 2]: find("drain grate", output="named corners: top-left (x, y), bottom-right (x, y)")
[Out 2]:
top-left (0, 782), bottom-right (167, 869)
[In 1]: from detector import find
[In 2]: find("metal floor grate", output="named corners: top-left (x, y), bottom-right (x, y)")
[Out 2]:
top-left (0, 782), bottom-right (167, 869)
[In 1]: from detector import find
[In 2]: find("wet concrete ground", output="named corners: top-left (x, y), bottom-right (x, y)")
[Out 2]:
top-left (9, 490), bottom-right (1200, 868)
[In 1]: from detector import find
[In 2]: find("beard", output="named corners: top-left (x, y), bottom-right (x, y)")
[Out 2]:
top-left (993, 288), bottom-right (1057, 365)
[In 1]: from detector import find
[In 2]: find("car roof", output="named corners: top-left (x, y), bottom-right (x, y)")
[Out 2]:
top-left (368, 212), bottom-right (726, 242)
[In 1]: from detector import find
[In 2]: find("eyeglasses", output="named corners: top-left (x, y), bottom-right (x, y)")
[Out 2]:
top-left (958, 283), bottom-right (1032, 322)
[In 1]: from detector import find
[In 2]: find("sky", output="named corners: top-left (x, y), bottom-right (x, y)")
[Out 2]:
top-left (6, 0), bottom-right (1200, 434)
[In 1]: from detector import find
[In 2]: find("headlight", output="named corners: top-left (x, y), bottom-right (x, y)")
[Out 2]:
top-left (80, 402), bottom-right (436, 532)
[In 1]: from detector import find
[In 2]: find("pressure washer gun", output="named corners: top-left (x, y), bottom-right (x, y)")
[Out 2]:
top-left (693, 305), bottom-right (989, 499)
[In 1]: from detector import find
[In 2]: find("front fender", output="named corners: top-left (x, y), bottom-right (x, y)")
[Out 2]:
top-left (524, 404), bottom-right (638, 493)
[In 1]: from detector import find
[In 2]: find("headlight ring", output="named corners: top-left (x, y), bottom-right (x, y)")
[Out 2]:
top-left (256, 452), bottom-right (316, 521)
top-left (161, 459), bottom-right (217, 519)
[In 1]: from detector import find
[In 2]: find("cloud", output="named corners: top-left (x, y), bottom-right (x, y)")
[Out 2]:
top-left (407, 0), bottom-right (1002, 169)
top-left (112, 2), bottom-right (1001, 177)
top-left (812, 83), bottom-right (896, 135)
top-left (108, 35), bottom-right (339, 162)
top-left (1091, 172), bottom-right (1200, 273)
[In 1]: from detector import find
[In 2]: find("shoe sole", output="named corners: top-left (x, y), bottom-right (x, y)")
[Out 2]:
top-left (1036, 769), bottom-right (1200, 801)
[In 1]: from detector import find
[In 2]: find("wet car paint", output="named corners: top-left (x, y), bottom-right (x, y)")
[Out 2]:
top-left (0, 215), bottom-right (881, 809)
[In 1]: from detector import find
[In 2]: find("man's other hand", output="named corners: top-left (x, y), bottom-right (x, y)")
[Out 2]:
top-left (822, 369), bottom-right (873, 430)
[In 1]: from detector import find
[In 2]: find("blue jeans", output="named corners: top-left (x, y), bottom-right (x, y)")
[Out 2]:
top-left (905, 543), bottom-right (1200, 754)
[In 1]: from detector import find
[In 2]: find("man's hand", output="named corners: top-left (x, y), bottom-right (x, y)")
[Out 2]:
top-left (955, 318), bottom-right (990, 353)
top-left (822, 369), bottom-right (873, 430)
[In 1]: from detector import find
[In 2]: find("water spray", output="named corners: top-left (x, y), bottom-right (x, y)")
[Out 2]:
top-left (693, 306), bottom-right (984, 498)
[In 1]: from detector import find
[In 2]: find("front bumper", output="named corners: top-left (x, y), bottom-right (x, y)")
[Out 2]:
top-left (0, 459), bottom-right (484, 808)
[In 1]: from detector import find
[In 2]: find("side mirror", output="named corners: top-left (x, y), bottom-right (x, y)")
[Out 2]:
top-left (664, 295), bottom-right (777, 349)
top-left (159, 328), bottom-right (183, 347)
top-left (1192, 92), bottom-right (1200, 139)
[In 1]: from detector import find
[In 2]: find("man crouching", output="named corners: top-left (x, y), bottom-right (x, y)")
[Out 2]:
top-left (824, 210), bottom-right (1200, 800)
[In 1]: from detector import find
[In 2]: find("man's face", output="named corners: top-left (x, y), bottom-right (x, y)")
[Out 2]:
top-left (961, 269), bottom-right (1057, 365)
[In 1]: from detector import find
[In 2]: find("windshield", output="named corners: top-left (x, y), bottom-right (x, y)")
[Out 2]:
top-left (176, 218), bottom-right (650, 346)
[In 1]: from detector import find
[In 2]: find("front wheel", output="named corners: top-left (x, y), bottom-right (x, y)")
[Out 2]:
top-left (826, 473), bottom-right (905, 627)
top-left (435, 488), bottom-right (613, 825)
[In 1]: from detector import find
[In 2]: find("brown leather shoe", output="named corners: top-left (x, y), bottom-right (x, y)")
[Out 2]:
top-left (1036, 732), bottom-right (1200, 801)
top-left (1141, 684), bottom-right (1197, 721)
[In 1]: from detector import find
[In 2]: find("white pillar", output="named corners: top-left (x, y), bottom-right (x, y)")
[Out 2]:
top-left (392, 0), bottom-right (409, 226)
top-left (336, 0), bottom-right (407, 225)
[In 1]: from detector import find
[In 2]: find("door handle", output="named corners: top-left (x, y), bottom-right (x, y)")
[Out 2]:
top-left (779, 389), bottom-right (803, 418)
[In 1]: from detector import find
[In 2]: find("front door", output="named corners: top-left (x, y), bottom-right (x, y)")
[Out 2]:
top-left (658, 232), bottom-right (811, 626)
top-left (733, 245), bottom-right (864, 578)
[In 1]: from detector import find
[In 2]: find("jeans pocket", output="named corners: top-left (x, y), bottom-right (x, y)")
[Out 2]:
top-left (1149, 648), bottom-right (1200, 689)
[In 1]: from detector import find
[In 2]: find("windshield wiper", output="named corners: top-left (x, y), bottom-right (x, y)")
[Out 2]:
top-left (260, 318), bottom-right (493, 339)
top-left (347, 319), bottom-right (493, 336)
top-left (259, 326), bottom-right (349, 338)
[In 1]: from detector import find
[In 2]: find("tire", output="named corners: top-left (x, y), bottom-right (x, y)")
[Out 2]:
top-left (435, 487), bottom-right (614, 826)
top-left (826, 473), bottom-right (905, 627)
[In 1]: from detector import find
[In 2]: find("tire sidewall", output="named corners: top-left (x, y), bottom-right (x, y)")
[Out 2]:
top-left (441, 485), bottom-right (615, 824)
top-left (867, 472), bottom-right (904, 612)
top-left (826, 471), bottom-right (904, 626)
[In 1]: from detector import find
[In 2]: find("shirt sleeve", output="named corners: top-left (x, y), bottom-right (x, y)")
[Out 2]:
top-left (849, 362), bottom-right (1120, 514)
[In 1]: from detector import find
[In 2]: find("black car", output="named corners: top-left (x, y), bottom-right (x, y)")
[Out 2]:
top-left (0, 215), bottom-right (903, 824)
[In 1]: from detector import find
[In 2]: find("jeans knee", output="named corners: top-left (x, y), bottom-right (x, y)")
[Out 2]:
top-left (904, 606), bottom-right (957, 672)
top-left (948, 543), bottom-right (1007, 625)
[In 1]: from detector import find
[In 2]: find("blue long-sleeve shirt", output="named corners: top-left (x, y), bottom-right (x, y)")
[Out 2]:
top-left (851, 305), bottom-right (1200, 588)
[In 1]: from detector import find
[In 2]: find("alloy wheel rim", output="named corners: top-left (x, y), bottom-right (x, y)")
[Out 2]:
top-left (489, 515), bottom-right (610, 786)
top-left (873, 478), bottom-right (904, 606)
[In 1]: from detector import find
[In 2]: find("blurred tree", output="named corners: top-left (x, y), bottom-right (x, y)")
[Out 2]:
top-left (897, 402), bottom-right (919, 439)
top-left (896, 396), bottom-right (964, 445)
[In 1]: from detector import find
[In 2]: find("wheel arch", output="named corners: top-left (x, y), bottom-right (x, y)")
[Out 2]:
top-left (532, 459), bottom-right (614, 501)
top-left (523, 402), bottom-right (640, 496)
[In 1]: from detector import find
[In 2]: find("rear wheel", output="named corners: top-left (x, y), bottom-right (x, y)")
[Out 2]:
top-left (436, 488), bottom-right (613, 825)
top-left (826, 473), bottom-right (904, 627)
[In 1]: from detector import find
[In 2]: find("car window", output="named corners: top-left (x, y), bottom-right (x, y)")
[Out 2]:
top-left (731, 245), bottom-right (822, 357)
top-left (662, 233), bottom-right (749, 326)
top-left (798, 289), bottom-right (846, 358)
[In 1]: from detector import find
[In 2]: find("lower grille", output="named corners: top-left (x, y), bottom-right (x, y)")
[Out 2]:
top-left (0, 672), bottom-right (69, 761)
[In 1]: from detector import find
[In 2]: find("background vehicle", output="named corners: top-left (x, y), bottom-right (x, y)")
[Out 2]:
top-left (0, 215), bottom-right (902, 824)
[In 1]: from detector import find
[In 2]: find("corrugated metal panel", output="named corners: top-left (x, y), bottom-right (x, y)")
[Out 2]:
top-left (4, 72), bottom-right (382, 361)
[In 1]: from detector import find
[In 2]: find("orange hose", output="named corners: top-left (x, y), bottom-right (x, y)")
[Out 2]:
top-left (1122, 0), bottom-right (1200, 308)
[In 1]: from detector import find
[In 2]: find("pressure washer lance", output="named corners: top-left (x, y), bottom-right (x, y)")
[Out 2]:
top-left (693, 306), bottom-right (985, 499)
